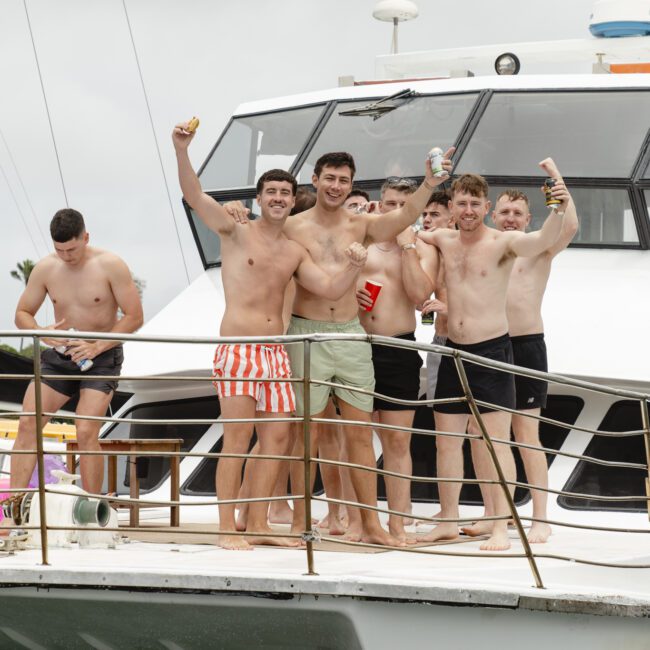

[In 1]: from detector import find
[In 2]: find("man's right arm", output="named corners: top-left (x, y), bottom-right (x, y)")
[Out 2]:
top-left (172, 123), bottom-right (234, 236)
top-left (15, 262), bottom-right (65, 346)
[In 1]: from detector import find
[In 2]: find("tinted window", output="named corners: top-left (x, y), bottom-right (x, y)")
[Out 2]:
top-left (297, 94), bottom-right (478, 183)
top-left (199, 106), bottom-right (326, 190)
top-left (102, 396), bottom-right (220, 494)
top-left (488, 185), bottom-right (638, 245)
top-left (403, 395), bottom-right (582, 505)
top-left (560, 400), bottom-right (648, 512)
top-left (457, 91), bottom-right (650, 177)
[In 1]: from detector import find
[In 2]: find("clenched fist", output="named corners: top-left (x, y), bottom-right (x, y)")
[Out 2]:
top-left (345, 242), bottom-right (368, 267)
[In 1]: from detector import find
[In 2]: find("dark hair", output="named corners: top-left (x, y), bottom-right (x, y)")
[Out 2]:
top-left (496, 188), bottom-right (530, 209)
top-left (291, 187), bottom-right (317, 215)
top-left (50, 208), bottom-right (86, 242)
top-left (314, 152), bottom-right (356, 179)
top-left (256, 169), bottom-right (297, 196)
top-left (346, 188), bottom-right (370, 202)
top-left (427, 189), bottom-right (452, 206)
top-left (451, 173), bottom-right (489, 199)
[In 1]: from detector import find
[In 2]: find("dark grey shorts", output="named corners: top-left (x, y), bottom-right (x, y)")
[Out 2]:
top-left (39, 346), bottom-right (124, 397)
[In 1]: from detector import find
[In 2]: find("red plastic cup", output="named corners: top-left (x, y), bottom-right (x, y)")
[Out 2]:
top-left (363, 280), bottom-right (383, 312)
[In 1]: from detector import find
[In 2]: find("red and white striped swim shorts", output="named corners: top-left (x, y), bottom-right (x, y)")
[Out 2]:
top-left (212, 343), bottom-right (295, 413)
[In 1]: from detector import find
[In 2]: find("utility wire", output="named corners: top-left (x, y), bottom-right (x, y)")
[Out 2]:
top-left (0, 127), bottom-right (50, 252)
top-left (23, 0), bottom-right (69, 208)
top-left (121, 0), bottom-right (192, 285)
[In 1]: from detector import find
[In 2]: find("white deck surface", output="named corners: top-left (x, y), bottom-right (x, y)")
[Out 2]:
top-left (2, 510), bottom-right (649, 617)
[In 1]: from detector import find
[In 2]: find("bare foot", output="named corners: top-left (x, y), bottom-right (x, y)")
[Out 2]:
top-left (343, 523), bottom-right (362, 542)
top-left (217, 534), bottom-right (253, 551)
top-left (388, 522), bottom-right (417, 545)
top-left (269, 502), bottom-right (294, 526)
top-left (480, 529), bottom-right (511, 551)
top-left (461, 519), bottom-right (494, 537)
top-left (362, 527), bottom-right (406, 547)
top-left (235, 507), bottom-right (248, 532)
top-left (417, 521), bottom-right (459, 544)
top-left (249, 527), bottom-right (301, 548)
top-left (527, 521), bottom-right (551, 544)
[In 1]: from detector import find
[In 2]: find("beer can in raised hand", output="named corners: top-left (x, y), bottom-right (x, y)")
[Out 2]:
top-left (428, 147), bottom-right (448, 178)
top-left (544, 178), bottom-right (562, 207)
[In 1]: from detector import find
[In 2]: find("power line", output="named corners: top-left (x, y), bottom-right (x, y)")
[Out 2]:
top-left (0, 127), bottom-right (50, 252)
top-left (121, 0), bottom-right (192, 285)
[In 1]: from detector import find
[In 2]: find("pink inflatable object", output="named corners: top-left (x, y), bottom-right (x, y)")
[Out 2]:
top-left (28, 454), bottom-right (67, 488)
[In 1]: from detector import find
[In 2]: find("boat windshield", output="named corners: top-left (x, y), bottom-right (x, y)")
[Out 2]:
top-left (188, 88), bottom-right (650, 267)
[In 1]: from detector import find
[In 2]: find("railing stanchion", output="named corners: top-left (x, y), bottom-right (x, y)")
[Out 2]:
top-left (302, 339), bottom-right (317, 575)
top-left (32, 335), bottom-right (49, 565)
top-left (453, 354), bottom-right (544, 589)
top-left (639, 399), bottom-right (650, 521)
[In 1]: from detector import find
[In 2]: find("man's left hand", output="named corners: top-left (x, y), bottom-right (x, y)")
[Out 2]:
top-left (66, 339), bottom-right (100, 363)
top-left (346, 242), bottom-right (368, 267)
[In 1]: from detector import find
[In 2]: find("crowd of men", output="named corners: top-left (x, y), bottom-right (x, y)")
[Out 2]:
top-left (2, 118), bottom-right (577, 553)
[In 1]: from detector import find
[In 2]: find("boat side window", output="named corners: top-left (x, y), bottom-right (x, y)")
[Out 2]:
top-left (295, 93), bottom-right (479, 183)
top-left (457, 90), bottom-right (650, 178)
top-left (101, 396), bottom-right (220, 495)
top-left (488, 185), bottom-right (638, 246)
top-left (198, 105), bottom-right (326, 191)
top-left (559, 400), bottom-right (648, 512)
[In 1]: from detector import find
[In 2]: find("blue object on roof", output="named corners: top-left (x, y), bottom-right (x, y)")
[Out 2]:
top-left (590, 20), bottom-right (650, 37)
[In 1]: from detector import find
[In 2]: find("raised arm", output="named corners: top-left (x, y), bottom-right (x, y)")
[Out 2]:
top-left (539, 157), bottom-right (579, 256)
top-left (172, 122), bottom-right (234, 236)
top-left (396, 227), bottom-right (438, 305)
top-left (365, 147), bottom-right (454, 244)
top-left (294, 243), bottom-right (367, 301)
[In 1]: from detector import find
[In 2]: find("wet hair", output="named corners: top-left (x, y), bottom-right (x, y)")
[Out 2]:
top-left (427, 189), bottom-right (452, 207)
top-left (450, 173), bottom-right (489, 199)
top-left (50, 208), bottom-right (86, 242)
top-left (290, 187), bottom-right (317, 215)
top-left (496, 189), bottom-right (530, 209)
top-left (380, 177), bottom-right (417, 197)
top-left (346, 188), bottom-right (370, 202)
top-left (256, 169), bottom-right (297, 196)
top-left (314, 152), bottom-right (356, 179)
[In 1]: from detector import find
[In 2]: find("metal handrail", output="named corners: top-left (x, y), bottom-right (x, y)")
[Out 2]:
top-left (0, 328), bottom-right (648, 587)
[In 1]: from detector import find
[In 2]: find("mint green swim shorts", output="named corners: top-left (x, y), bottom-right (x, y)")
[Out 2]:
top-left (286, 315), bottom-right (375, 416)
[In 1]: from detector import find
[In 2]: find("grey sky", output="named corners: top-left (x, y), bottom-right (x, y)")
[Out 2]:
top-left (0, 0), bottom-right (595, 344)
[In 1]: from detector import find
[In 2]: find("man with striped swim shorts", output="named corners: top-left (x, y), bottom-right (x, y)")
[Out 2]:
top-left (173, 122), bottom-right (367, 550)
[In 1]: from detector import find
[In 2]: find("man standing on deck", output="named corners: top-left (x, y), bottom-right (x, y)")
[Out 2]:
top-left (173, 122), bottom-right (368, 550)
top-left (5, 208), bottom-right (143, 513)
top-left (416, 166), bottom-right (569, 551)
top-left (227, 147), bottom-right (453, 547)
top-left (464, 159), bottom-right (578, 544)
top-left (354, 178), bottom-right (439, 543)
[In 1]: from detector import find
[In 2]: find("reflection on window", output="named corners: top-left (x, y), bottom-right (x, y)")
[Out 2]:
top-left (458, 91), bottom-right (650, 177)
top-left (191, 198), bottom-right (256, 266)
top-left (297, 94), bottom-right (478, 182)
top-left (103, 396), bottom-right (220, 494)
top-left (488, 185), bottom-right (638, 245)
top-left (559, 400), bottom-right (647, 512)
top-left (199, 105), bottom-right (326, 190)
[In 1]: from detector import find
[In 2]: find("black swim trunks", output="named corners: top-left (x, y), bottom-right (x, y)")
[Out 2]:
top-left (39, 346), bottom-right (124, 397)
top-left (511, 333), bottom-right (548, 410)
top-left (371, 332), bottom-right (423, 411)
top-left (434, 334), bottom-right (515, 414)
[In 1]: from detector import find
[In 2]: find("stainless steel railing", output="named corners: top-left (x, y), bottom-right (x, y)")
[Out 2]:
top-left (0, 328), bottom-right (648, 588)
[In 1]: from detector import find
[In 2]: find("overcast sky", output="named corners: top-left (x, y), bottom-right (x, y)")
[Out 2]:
top-left (0, 0), bottom-right (596, 344)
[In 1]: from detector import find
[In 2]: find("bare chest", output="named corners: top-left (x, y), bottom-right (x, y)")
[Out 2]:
top-left (294, 222), bottom-right (363, 267)
top-left (443, 239), bottom-right (512, 285)
top-left (364, 245), bottom-right (402, 281)
top-left (46, 265), bottom-right (115, 310)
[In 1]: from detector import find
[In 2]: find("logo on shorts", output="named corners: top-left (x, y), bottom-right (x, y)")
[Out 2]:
top-left (527, 397), bottom-right (535, 404)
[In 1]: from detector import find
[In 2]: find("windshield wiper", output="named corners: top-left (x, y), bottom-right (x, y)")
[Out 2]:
top-left (338, 89), bottom-right (417, 121)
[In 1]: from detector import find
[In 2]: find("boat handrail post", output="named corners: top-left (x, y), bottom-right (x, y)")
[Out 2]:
top-left (33, 334), bottom-right (50, 565)
top-left (452, 352), bottom-right (544, 589)
top-left (638, 398), bottom-right (650, 521)
top-left (302, 339), bottom-right (317, 575)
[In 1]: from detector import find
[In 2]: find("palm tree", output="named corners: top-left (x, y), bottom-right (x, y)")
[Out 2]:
top-left (10, 259), bottom-right (35, 286)
top-left (10, 259), bottom-right (36, 351)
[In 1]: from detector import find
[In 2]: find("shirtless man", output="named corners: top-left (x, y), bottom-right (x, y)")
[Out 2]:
top-left (416, 169), bottom-right (568, 551)
top-left (173, 122), bottom-right (368, 550)
top-left (464, 159), bottom-right (578, 544)
top-left (355, 178), bottom-right (438, 542)
top-left (8, 208), bottom-right (142, 508)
